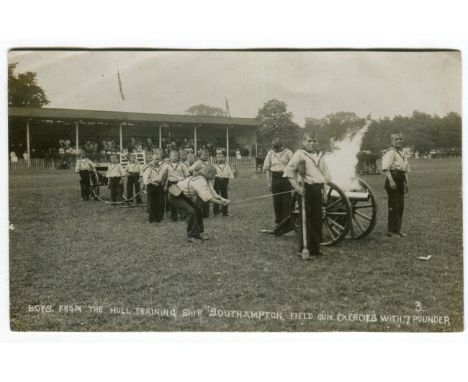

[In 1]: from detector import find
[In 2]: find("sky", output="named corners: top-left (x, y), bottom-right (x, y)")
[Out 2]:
top-left (8, 50), bottom-right (461, 125)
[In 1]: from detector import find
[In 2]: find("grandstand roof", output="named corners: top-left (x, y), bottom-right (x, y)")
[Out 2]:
top-left (9, 107), bottom-right (259, 128)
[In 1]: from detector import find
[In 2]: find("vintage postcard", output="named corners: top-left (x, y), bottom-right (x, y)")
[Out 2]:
top-left (7, 49), bottom-right (463, 332)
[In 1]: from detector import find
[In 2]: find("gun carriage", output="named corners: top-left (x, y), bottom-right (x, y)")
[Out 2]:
top-left (276, 178), bottom-right (377, 247)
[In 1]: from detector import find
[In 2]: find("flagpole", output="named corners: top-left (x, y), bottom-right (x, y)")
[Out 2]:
top-left (225, 97), bottom-right (233, 163)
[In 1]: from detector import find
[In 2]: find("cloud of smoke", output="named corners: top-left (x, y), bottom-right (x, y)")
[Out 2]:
top-left (325, 120), bottom-right (371, 191)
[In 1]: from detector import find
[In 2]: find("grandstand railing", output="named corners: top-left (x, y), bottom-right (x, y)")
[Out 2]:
top-left (9, 156), bottom-right (258, 173)
top-left (225, 156), bottom-right (255, 166)
top-left (9, 159), bottom-right (57, 172)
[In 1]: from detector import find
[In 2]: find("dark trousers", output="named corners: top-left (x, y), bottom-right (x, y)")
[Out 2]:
top-left (298, 183), bottom-right (323, 255)
top-left (201, 201), bottom-right (210, 218)
top-left (385, 171), bottom-right (406, 233)
top-left (147, 184), bottom-right (165, 222)
top-left (272, 172), bottom-right (292, 224)
top-left (108, 177), bottom-right (122, 203)
top-left (166, 181), bottom-right (179, 221)
top-left (213, 177), bottom-right (229, 216)
top-left (79, 170), bottom-right (91, 200)
top-left (169, 194), bottom-right (204, 238)
top-left (126, 174), bottom-right (142, 204)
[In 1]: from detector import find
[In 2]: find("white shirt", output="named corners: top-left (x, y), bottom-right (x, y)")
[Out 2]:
top-left (177, 175), bottom-right (215, 202)
top-left (106, 163), bottom-right (126, 178)
top-left (75, 158), bottom-right (95, 172)
top-left (164, 161), bottom-right (190, 182)
top-left (127, 162), bottom-right (142, 175)
top-left (142, 163), bottom-right (165, 185)
top-left (283, 149), bottom-right (331, 185)
top-left (214, 163), bottom-right (235, 179)
top-left (262, 149), bottom-right (293, 172)
top-left (381, 148), bottom-right (410, 172)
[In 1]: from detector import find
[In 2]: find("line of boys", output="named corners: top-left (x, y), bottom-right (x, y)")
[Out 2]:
top-left (142, 148), bottom-right (234, 226)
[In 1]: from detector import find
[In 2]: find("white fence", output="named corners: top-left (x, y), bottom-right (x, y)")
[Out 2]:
top-left (9, 159), bottom-right (56, 172)
top-left (9, 156), bottom-right (259, 173)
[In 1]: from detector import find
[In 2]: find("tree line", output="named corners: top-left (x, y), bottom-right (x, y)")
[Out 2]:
top-left (256, 99), bottom-right (461, 155)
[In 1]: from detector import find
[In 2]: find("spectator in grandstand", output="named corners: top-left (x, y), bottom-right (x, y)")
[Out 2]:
top-left (127, 137), bottom-right (136, 153)
top-left (132, 139), bottom-right (141, 152)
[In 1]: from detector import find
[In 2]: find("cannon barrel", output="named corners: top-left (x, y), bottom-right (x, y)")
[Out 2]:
top-left (329, 189), bottom-right (370, 202)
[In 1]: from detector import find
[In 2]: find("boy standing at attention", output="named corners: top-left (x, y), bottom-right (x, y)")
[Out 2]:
top-left (213, 150), bottom-right (234, 217)
top-left (106, 155), bottom-right (126, 205)
top-left (163, 149), bottom-right (190, 221)
top-left (126, 153), bottom-right (143, 205)
top-left (381, 133), bottom-right (410, 237)
top-left (143, 150), bottom-right (168, 223)
top-left (75, 151), bottom-right (95, 201)
top-left (283, 131), bottom-right (330, 258)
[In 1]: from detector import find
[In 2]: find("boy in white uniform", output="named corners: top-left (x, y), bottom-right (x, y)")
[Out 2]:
top-left (75, 151), bottom-right (95, 201)
top-left (263, 138), bottom-right (294, 228)
top-left (106, 155), bottom-right (126, 205)
top-left (143, 150), bottom-right (168, 222)
top-left (283, 132), bottom-right (331, 258)
top-left (213, 150), bottom-right (234, 216)
top-left (163, 149), bottom-right (190, 221)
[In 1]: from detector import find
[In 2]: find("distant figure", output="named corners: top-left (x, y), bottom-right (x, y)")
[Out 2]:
top-left (236, 149), bottom-right (242, 160)
top-left (10, 151), bottom-right (18, 163)
top-left (381, 133), bottom-right (410, 238)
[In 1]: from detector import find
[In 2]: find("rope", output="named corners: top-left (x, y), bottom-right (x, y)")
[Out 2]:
top-left (230, 190), bottom-right (293, 205)
top-left (91, 189), bottom-right (146, 205)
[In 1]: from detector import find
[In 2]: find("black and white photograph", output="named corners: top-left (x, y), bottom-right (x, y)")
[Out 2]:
top-left (7, 49), bottom-right (463, 332)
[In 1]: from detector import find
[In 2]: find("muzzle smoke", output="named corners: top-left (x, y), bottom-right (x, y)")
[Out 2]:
top-left (325, 120), bottom-right (371, 191)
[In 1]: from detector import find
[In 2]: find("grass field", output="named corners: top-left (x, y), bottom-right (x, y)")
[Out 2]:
top-left (9, 158), bottom-right (463, 332)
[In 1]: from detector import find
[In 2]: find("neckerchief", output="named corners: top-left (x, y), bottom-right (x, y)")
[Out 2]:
top-left (271, 149), bottom-right (289, 160)
top-left (300, 149), bottom-right (323, 168)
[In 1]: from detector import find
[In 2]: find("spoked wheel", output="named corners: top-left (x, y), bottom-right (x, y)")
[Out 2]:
top-left (348, 178), bottom-right (378, 240)
top-left (289, 182), bottom-right (352, 247)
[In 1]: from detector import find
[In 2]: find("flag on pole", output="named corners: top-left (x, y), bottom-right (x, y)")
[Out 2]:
top-left (225, 97), bottom-right (231, 118)
top-left (117, 69), bottom-right (125, 101)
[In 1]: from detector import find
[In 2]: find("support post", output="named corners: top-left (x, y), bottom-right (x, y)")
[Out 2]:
top-left (226, 125), bottom-right (230, 163)
top-left (26, 119), bottom-right (31, 167)
top-left (75, 122), bottom-right (79, 152)
top-left (119, 123), bottom-right (123, 152)
top-left (159, 124), bottom-right (162, 149)
top-left (194, 125), bottom-right (198, 156)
